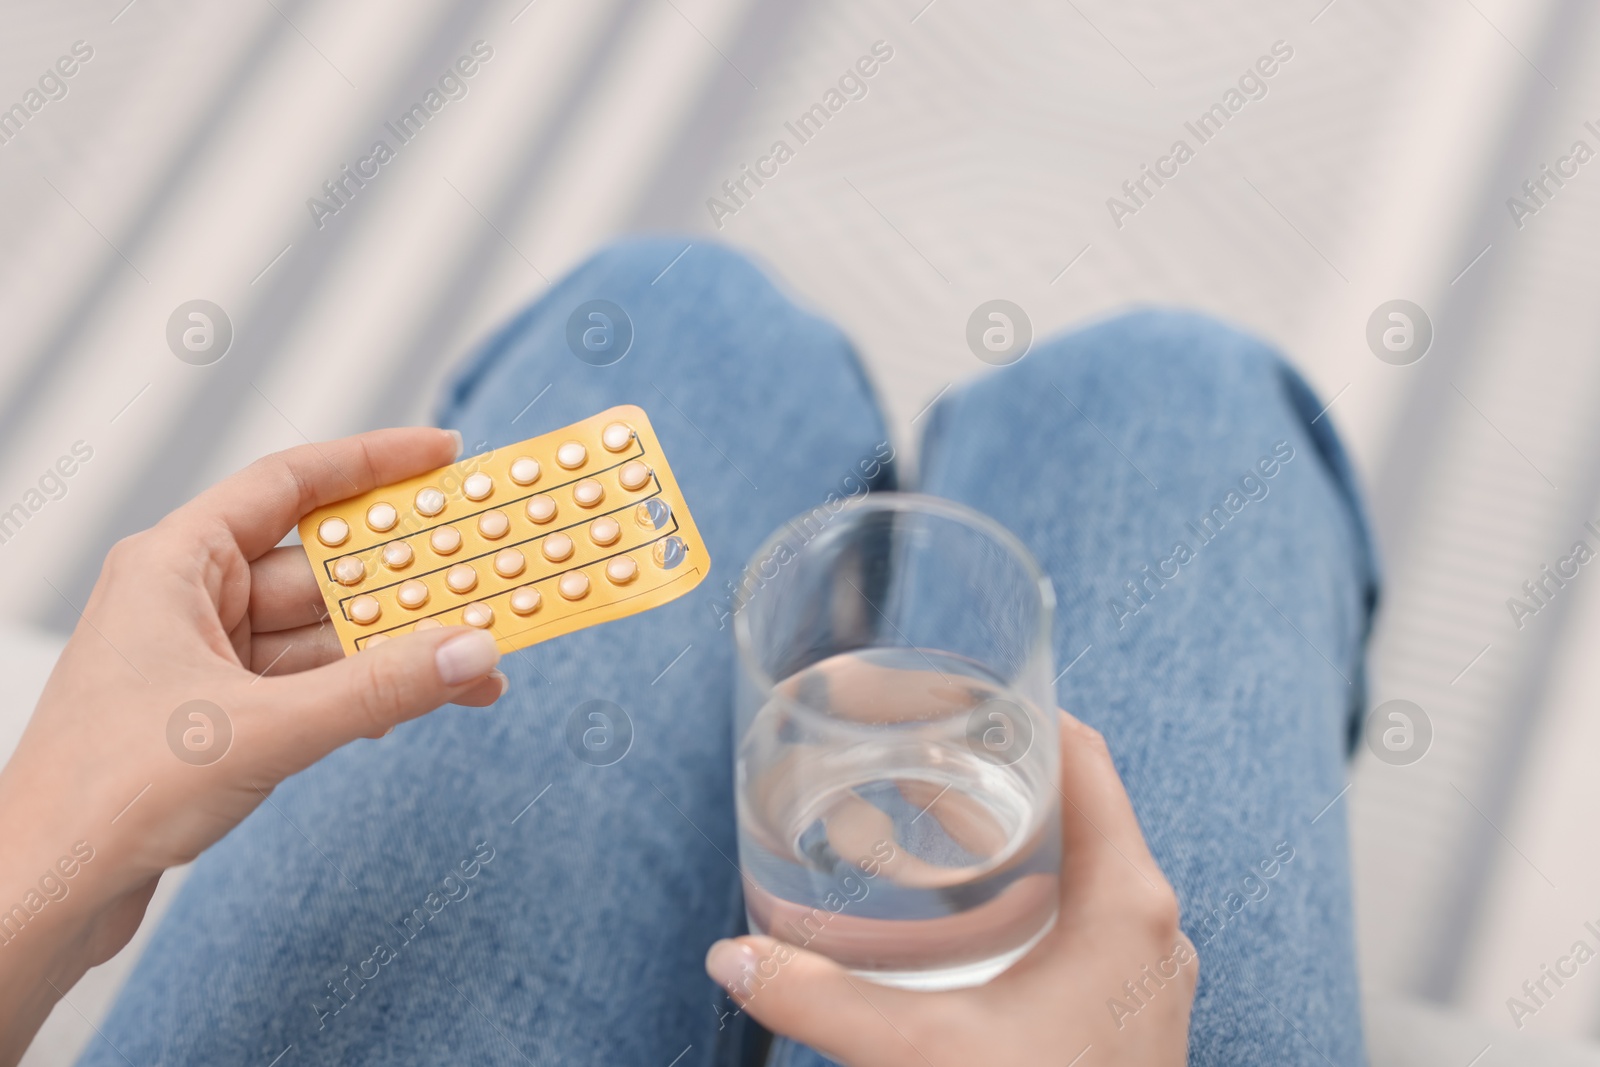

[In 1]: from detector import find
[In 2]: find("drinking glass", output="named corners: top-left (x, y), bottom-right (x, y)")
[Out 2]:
top-left (733, 493), bottom-right (1059, 991)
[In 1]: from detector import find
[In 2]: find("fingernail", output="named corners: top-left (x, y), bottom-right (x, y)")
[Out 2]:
top-left (705, 939), bottom-right (759, 989)
top-left (445, 429), bottom-right (464, 459)
top-left (436, 630), bottom-right (500, 686)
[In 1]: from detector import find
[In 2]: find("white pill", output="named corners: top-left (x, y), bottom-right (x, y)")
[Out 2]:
top-left (573, 479), bottom-right (604, 508)
top-left (494, 548), bottom-right (525, 578)
top-left (365, 633), bottom-right (391, 648)
top-left (618, 461), bottom-right (651, 491)
top-left (556, 441), bottom-right (587, 469)
top-left (462, 602), bottom-right (495, 628)
top-left (463, 472), bottom-right (493, 501)
top-left (601, 422), bottom-right (633, 452)
top-left (366, 502), bottom-right (398, 532)
top-left (589, 517), bottom-right (621, 546)
top-left (415, 487), bottom-right (446, 517)
top-left (558, 572), bottom-right (590, 600)
top-left (526, 495), bottom-right (557, 524)
top-left (414, 618), bottom-right (443, 631)
top-left (510, 586), bottom-right (542, 615)
top-left (397, 580), bottom-right (430, 609)
top-left (510, 457), bottom-right (541, 485)
top-left (446, 564), bottom-right (477, 594)
top-left (430, 526), bottom-right (462, 555)
top-left (542, 533), bottom-right (574, 562)
top-left (317, 516), bottom-right (350, 547)
top-left (333, 556), bottom-right (365, 585)
top-left (349, 595), bottom-right (381, 624)
top-left (382, 541), bottom-right (413, 569)
top-left (478, 510), bottom-right (510, 539)
top-left (605, 556), bottom-right (638, 585)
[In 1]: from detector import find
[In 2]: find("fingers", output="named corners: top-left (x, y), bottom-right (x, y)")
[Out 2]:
top-left (179, 427), bottom-right (461, 560)
top-left (1055, 711), bottom-right (1168, 907)
top-left (250, 626), bottom-right (502, 761)
top-left (249, 622), bottom-right (342, 675)
top-left (452, 671), bottom-right (509, 707)
top-left (896, 780), bottom-right (1010, 861)
top-left (248, 623), bottom-right (508, 703)
top-left (705, 936), bottom-right (928, 1066)
top-left (248, 546), bottom-right (327, 632)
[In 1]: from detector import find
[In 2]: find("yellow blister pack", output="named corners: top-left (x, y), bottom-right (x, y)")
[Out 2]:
top-left (298, 406), bottom-right (709, 655)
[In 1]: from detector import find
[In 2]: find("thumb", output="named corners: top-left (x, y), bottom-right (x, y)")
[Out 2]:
top-left (257, 626), bottom-right (502, 759)
top-left (706, 936), bottom-right (927, 1065)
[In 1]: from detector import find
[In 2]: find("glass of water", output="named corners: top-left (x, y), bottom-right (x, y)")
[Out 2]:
top-left (732, 493), bottom-right (1059, 991)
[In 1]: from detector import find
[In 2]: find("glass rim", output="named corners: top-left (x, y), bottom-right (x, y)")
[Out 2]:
top-left (732, 491), bottom-right (1056, 716)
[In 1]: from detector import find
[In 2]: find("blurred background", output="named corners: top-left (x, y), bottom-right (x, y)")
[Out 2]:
top-left (3, 0), bottom-right (1600, 1062)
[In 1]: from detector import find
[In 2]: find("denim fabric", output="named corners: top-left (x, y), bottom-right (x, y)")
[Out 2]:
top-left (82, 241), bottom-right (1375, 1066)
top-left (770, 309), bottom-right (1378, 1067)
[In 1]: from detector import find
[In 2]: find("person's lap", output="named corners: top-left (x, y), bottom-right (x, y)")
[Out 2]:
top-left (81, 239), bottom-right (893, 1066)
top-left (80, 241), bottom-right (1374, 1066)
top-left (769, 309), bottom-right (1375, 1067)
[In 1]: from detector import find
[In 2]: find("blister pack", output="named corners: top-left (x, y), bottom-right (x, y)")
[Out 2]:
top-left (298, 406), bottom-right (709, 655)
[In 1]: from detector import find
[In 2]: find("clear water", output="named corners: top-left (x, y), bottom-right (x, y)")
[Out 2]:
top-left (737, 648), bottom-right (1059, 990)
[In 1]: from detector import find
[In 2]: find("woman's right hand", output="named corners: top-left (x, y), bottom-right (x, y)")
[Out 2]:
top-left (705, 712), bottom-right (1196, 1066)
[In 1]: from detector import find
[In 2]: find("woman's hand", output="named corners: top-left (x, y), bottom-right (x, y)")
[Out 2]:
top-left (0, 428), bottom-right (506, 1062)
top-left (705, 713), bottom-right (1195, 1066)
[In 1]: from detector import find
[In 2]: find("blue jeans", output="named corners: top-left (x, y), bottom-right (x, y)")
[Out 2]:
top-left (82, 240), bottom-right (1377, 1066)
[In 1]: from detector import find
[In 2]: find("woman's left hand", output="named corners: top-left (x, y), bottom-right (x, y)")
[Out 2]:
top-left (0, 428), bottom-right (507, 1064)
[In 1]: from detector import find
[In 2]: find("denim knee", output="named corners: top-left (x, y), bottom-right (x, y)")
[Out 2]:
top-left (931, 309), bottom-right (1370, 541)
top-left (923, 306), bottom-right (1380, 750)
top-left (436, 237), bottom-right (885, 438)
top-left (551, 235), bottom-right (777, 308)
top-left (933, 308), bottom-right (1297, 441)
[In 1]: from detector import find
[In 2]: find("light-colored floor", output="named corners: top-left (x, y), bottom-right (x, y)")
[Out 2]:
top-left (5, 0), bottom-right (1600, 1061)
